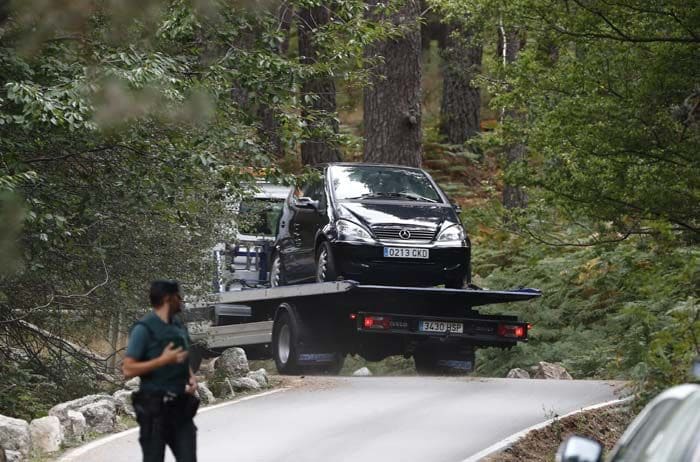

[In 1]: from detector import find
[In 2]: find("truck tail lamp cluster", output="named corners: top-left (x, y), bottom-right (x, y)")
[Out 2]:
top-left (363, 315), bottom-right (392, 330)
top-left (497, 323), bottom-right (527, 339)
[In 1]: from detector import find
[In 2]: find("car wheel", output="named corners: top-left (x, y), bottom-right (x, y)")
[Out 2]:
top-left (269, 253), bottom-right (286, 287)
top-left (316, 241), bottom-right (338, 283)
top-left (272, 310), bottom-right (302, 375)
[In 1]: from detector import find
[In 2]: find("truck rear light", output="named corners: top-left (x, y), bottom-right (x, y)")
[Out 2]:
top-left (363, 315), bottom-right (392, 330)
top-left (497, 323), bottom-right (526, 339)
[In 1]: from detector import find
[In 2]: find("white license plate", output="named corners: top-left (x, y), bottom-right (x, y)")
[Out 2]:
top-left (383, 247), bottom-right (429, 259)
top-left (419, 320), bottom-right (464, 334)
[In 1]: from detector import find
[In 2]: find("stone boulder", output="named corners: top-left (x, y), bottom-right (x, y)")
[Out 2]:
top-left (64, 410), bottom-right (87, 442)
top-left (78, 400), bottom-right (117, 434)
top-left (49, 394), bottom-right (115, 429)
top-left (196, 382), bottom-right (216, 406)
top-left (124, 377), bottom-right (140, 391)
top-left (352, 367), bottom-right (372, 377)
top-left (506, 368), bottom-right (531, 379)
top-left (246, 368), bottom-right (269, 388)
top-left (0, 414), bottom-right (30, 457)
top-left (29, 416), bottom-right (63, 454)
top-left (230, 377), bottom-right (260, 392)
top-left (215, 347), bottom-right (249, 378)
top-left (4, 451), bottom-right (21, 462)
top-left (531, 361), bottom-right (573, 380)
top-left (113, 390), bottom-right (135, 418)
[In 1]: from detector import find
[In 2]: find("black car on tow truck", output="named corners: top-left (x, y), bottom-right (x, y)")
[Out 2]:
top-left (269, 163), bottom-right (471, 289)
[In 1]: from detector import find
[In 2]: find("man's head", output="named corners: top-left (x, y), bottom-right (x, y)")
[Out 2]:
top-left (149, 280), bottom-right (182, 314)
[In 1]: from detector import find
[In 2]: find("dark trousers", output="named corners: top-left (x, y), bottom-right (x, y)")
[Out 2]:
top-left (134, 393), bottom-right (198, 462)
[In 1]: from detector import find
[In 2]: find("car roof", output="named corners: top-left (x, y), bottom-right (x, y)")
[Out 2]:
top-left (251, 183), bottom-right (292, 200)
top-left (323, 162), bottom-right (425, 172)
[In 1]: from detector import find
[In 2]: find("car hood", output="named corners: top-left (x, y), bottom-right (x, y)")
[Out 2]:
top-left (336, 201), bottom-right (457, 229)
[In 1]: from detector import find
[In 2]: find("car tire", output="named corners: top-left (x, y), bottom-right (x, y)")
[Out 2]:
top-left (272, 310), bottom-right (303, 375)
top-left (269, 253), bottom-right (286, 287)
top-left (316, 241), bottom-right (338, 283)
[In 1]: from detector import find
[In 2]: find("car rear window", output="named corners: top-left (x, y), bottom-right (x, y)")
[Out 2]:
top-left (330, 165), bottom-right (442, 203)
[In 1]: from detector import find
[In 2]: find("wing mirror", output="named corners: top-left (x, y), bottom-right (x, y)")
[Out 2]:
top-left (452, 202), bottom-right (462, 214)
top-left (556, 436), bottom-right (604, 462)
top-left (294, 197), bottom-right (319, 210)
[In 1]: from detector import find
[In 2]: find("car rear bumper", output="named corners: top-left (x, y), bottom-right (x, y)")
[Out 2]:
top-left (331, 241), bottom-right (470, 286)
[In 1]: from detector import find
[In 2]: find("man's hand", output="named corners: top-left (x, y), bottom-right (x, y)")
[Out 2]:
top-left (159, 342), bottom-right (188, 366)
top-left (185, 375), bottom-right (198, 395)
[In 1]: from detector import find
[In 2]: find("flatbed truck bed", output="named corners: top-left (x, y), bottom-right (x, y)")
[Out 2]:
top-left (186, 281), bottom-right (540, 375)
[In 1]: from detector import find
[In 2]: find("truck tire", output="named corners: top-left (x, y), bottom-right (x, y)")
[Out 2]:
top-left (272, 310), bottom-right (303, 375)
top-left (414, 345), bottom-right (475, 376)
top-left (316, 241), bottom-right (338, 283)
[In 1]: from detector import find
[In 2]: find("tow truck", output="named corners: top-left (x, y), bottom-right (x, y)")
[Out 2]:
top-left (186, 280), bottom-right (539, 375)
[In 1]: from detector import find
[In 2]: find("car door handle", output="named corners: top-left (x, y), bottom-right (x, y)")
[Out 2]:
top-left (280, 220), bottom-right (286, 227)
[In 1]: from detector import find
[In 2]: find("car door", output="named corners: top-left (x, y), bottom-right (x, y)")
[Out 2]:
top-left (291, 178), bottom-right (328, 281)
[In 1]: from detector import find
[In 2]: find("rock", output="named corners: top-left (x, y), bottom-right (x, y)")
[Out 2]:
top-left (29, 416), bottom-right (63, 454)
top-left (230, 377), bottom-right (260, 391)
top-left (4, 451), bottom-right (21, 462)
top-left (49, 394), bottom-right (115, 429)
top-left (78, 400), bottom-right (117, 434)
top-left (0, 414), bottom-right (31, 456)
top-left (531, 361), bottom-right (573, 380)
top-left (124, 377), bottom-right (140, 391)
top-left (64, 410), bottom-right (87, 441)
top-left (113, 390), bottom-right (135, 418)
top-left (506, 368), bottom-right (531, 379)
top-left (196, 382), bottom-right (216, 405)
top-left (352, 367), bottom-right (372, 377)
top-left (246, 368), bottom-right (269, 388)
top-left (215, 347), bottom-right (249, 378)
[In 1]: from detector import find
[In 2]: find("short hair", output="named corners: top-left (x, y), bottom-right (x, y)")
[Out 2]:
top-left (149, 280), bottom-right (181, 307)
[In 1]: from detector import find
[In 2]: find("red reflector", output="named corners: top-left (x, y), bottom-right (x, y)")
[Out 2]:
top-left (350, 313), bottom-right (358, 320)
top-left (527, 323), bottom-right (533, 330)
top-left (362, 315), bottom-right (392, 330)
top-left (497, 323), bottom-right (526, 339)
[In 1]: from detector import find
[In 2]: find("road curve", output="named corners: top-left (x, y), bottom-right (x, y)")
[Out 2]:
top-left (63, 376), bottom-right (624, 462)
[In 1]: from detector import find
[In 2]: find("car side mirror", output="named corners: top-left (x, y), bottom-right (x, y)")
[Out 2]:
top-left (556, 436), bottom-right (604, 462)
top-left (294, 197), bottom-right (319, 210)
top-left (452, 202), bottom-right (462, 214)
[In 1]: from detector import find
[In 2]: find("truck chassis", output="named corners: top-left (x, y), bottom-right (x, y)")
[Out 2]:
top-left (187, 281), bottom-right (539, 375)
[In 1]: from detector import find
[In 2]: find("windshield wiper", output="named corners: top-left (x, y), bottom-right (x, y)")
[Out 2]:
top-left (346, 192), bottom-right (438, 203)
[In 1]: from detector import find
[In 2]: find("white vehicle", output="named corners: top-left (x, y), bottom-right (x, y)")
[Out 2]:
top-left (213, 182), bottom-right (292, 291)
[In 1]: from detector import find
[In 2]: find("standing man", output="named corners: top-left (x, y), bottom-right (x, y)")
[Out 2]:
top-left (123, 280), bottom-right (199, 462)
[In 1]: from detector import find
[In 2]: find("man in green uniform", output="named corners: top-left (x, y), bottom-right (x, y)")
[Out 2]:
top-left (123, 280), bottom-right (199, 462)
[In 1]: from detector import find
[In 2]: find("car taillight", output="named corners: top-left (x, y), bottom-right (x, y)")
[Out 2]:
top-left (497, 323), bottom-right (526, 339)
top-left (363, 315), bottom-right (392, 330)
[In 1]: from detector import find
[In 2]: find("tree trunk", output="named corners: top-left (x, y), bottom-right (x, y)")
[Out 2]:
top-left (257, 3), bottom-right (294, 159)
top-left (500, 26), bottom-right (528, 209)
top-left (298, 5), bottom-right (342, 165)
top-left (363, 0), bottom-right (422, 167)
top-left (439, 22), bottom-right (482, 145)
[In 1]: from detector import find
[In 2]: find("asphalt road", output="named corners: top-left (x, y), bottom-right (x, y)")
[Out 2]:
top-left (62, 376), bottom-right (623, 462)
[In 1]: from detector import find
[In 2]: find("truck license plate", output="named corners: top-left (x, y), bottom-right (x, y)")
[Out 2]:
top-left (383, 247), bottom-right (429, 259)
top-left (419, 320), bottom-right (463, 334)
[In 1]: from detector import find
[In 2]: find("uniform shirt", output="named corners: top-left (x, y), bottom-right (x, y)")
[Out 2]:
top-left (125, 311), bottom-right (191, 394)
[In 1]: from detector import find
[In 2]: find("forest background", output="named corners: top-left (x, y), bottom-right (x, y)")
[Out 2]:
top-left (0, 0), bottom-right (697, 421)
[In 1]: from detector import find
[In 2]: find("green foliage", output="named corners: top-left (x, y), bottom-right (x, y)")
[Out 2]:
top-left (466, 203), bottom-right (699, 397)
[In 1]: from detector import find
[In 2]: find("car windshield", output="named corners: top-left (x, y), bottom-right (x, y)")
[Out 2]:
top-left (237, 198), bottom-right (284, 236)
top-left (330, 165), bottom-right (442, 203)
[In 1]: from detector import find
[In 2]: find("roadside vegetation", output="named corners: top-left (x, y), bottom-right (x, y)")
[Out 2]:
top-left (1, 0), bottom-right (698, 427)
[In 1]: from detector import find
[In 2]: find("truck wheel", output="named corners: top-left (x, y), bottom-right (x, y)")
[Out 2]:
top-left (316, 241), bottom-right (338, 283)
top-left (414, 345), bottom-right (475, 376)
top-left (272, 311), bottom-right (302, 375)
top-left (269, 254), bottom-right (286, 287)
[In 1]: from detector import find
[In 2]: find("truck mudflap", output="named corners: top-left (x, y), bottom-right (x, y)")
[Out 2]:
top-left (355, 311), bottom-right (530, 345)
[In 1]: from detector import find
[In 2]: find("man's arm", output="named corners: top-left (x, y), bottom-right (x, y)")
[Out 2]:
top-left (122, 342), bottom-right (188, 379)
